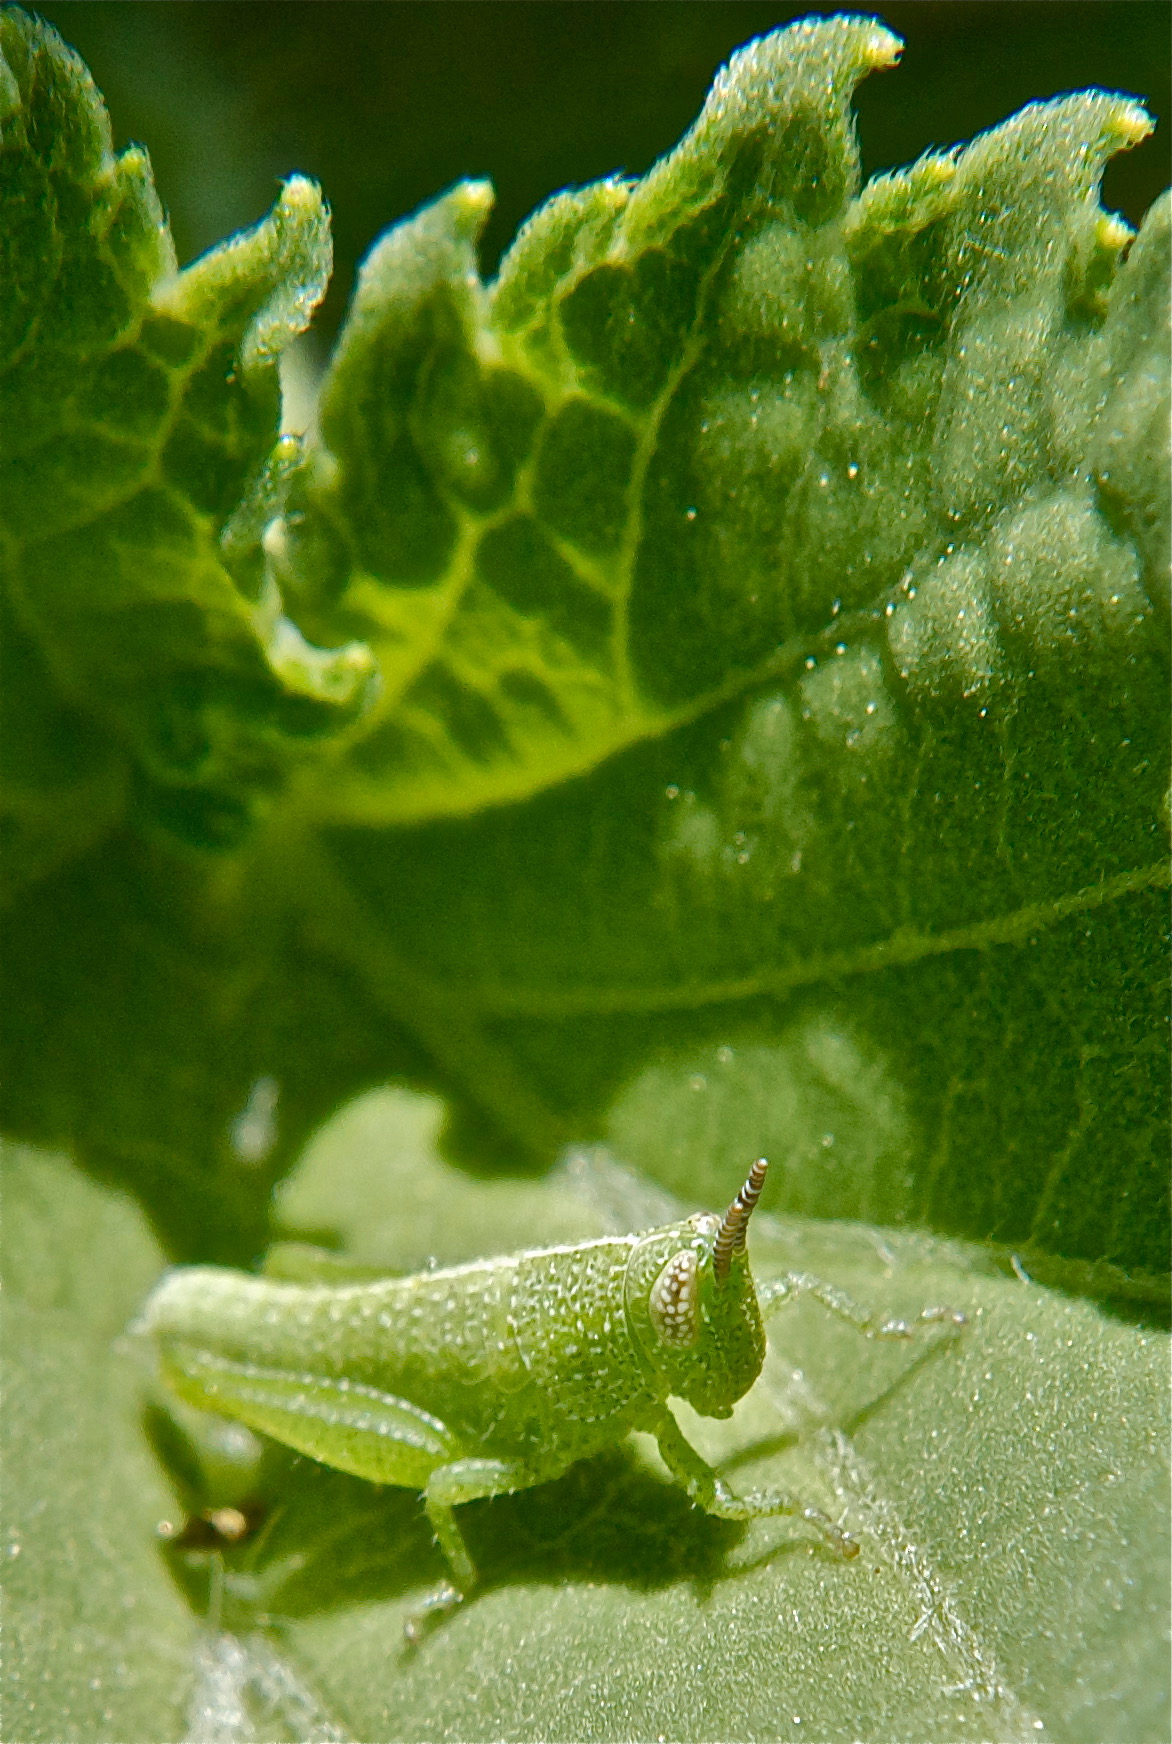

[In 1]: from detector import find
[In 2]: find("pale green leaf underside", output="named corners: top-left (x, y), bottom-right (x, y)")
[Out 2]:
top-left (1, 1142), bottom-right (195, 1743)
top-left (15, 1096), bottom-right (1161, 1744)
top-left (277, 16), bottom-right (1164, 827)
top-left (215, 1094), bottom-right (1172, 1744)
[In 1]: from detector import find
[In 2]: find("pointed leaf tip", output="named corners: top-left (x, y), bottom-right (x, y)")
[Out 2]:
top-left (1110, 98), bottom-right (1155, 148)
top-left (862, 21), bottom-right (903, 68)
top-left (454, 178), bottom-right (496, 226)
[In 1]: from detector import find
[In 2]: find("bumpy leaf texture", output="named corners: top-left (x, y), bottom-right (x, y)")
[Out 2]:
top-left (266, 16), bottom-right (1168, 1297)
top-left (276, 21), bottom-right (1167, 821)
top-left (0, 10), bottom-right (1168, 1299)
top-left (0, 7), bottom-right (372, 887)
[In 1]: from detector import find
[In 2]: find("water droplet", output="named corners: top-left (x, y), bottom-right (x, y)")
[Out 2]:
top-left (685, 506), bottom-right (698, 521)
top-left (716, 1045), bottom-right (734, 1065)
top-left (689, 1075), bottom-right (708, 1092)
top-left (665, 784), bottom-right (680, 799)
top-left (846, 462), bottom-right (859, 480)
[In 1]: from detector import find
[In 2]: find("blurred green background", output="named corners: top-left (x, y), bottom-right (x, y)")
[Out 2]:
top-left (38, 1), bottom-right (1170, 340)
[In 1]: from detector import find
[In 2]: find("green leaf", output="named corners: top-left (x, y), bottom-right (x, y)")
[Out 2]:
top-left (275, 22), bottom-right (1164, 836)
top-left (1, 12), bottom-right (1169, 1733)
top-left (2, 10), bottom-right (1167, 1293)
top-left (270, 115), bottom-right (1165, 1283)
top-left (247, 18), bottom-right (1167, 1292)
top-left (134, 1091), bottom-right (1172, 1743)
top-left (274, 21), bottom-right (911, 824)
top-left (3, 1113), bottom-right (1163, 1743)
top-left (1, 1141), bottom-right (196, 1741)
top-left (0, 6), bottom-right (373, 881)
top-left (0, 825), bottom-right (428, 1264)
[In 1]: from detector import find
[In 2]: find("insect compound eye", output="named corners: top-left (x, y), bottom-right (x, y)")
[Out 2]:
top-left (648, 1249), bottom-right (700, 1349)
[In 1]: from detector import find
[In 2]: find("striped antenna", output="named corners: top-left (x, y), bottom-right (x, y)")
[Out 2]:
top-left (712, 1158), bottom-right (769, 1283)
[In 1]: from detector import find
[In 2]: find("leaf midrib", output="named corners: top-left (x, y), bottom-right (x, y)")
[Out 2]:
top-left (394, 860), bottom-right (1170, 1018)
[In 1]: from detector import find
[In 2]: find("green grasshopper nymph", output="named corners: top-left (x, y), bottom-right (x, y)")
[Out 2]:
top-left (140, 1158), bottom-right (962, 1638)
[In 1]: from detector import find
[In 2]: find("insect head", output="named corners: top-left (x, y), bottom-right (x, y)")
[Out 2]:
top-left (625, 1158), bottom-right (772, 1419)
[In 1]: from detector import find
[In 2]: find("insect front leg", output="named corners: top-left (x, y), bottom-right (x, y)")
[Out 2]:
top-left (756, 1271), bottom-right (965, 1339)
top-left (651, 1408), bottom-right (858, 1560)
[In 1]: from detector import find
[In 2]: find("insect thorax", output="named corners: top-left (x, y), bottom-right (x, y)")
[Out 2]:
top-left (505, 1238), bottom-right (654, 1426)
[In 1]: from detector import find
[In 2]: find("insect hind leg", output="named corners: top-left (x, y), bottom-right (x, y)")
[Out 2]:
top-left (757, 1271), bottom-right (965, 1339)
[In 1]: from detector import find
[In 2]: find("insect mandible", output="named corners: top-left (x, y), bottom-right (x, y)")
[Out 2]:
top-left (141, 1158), bottom-right (962, 1638)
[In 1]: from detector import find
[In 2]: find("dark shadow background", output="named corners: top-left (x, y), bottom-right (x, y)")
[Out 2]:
top-left (38, 2), bottom-right (1170, 338)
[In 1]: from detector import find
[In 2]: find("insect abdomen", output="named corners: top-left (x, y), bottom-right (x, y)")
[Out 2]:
top-left (142, 1237), bottom-right (656, 1460)
top-left (144, 1263), bottom-right (528, 1425)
